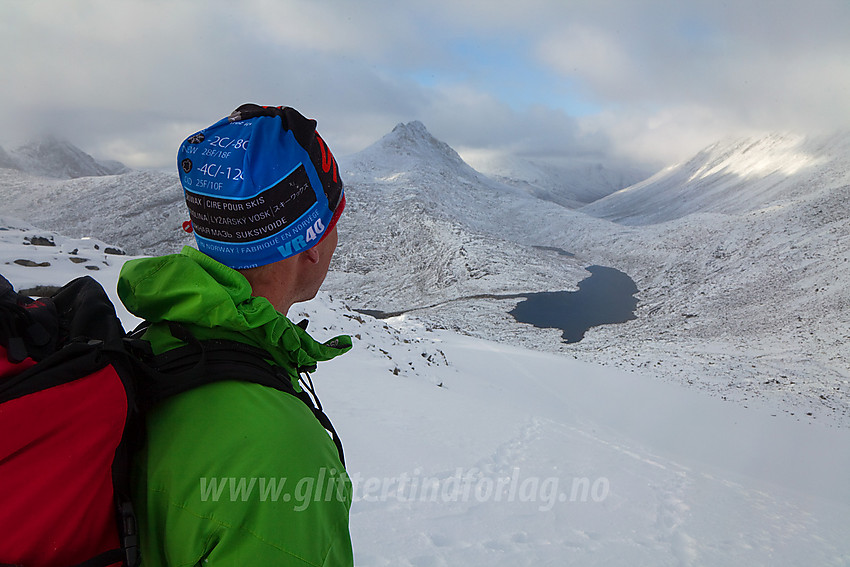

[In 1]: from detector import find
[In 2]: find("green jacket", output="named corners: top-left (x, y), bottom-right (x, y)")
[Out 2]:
top-left (118, 247), bottom-right (353, 566)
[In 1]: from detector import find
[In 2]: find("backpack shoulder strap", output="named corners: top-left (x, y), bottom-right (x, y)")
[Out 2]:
top-left (131, 323), bottom-right (345, 466)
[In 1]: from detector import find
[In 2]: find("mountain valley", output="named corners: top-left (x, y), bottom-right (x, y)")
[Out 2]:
top-left (2, 124), bottom-right (849, 425)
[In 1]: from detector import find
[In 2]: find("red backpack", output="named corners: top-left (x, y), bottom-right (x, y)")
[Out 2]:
top-left (0, 274), bottom-right (345, 567)
top-left (0, 275), bottom-right (139, 567)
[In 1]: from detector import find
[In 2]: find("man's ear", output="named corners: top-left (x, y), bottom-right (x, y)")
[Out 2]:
top-left (303, 246), bottom-right (320, 264)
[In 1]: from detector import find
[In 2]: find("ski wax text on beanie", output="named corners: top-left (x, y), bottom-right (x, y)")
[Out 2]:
top-left (177, 104), bottom-right (344, 270)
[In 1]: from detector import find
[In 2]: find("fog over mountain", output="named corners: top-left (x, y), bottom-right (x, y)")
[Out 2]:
top-left (2, 124), bottom-right (849, 427)
top-left (463, 150), bottom-right (652, 209)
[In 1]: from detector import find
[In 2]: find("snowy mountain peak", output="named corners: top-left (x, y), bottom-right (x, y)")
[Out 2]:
top-left (342, 120), bottom-right (474, 181)
top-left (391, 119), bottom-right (429, 137)
top-left (2, 135), bottom-right (128, 179)
top-left (340, 121), bottom-right (492, 193)
top-left (381, 120), bottom-right (467, 166)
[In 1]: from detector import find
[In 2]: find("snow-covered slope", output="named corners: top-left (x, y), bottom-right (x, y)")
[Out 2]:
top-left (1, 136), bottom-right (129, 179)
top-left (2, 220), bottom-right (848, 566)
top-left (552, 133), bottom-right (850, 421)
top-left (0, 168), bottom-right (193, 255)
top-left (581, 132), bottom-right (850, 225)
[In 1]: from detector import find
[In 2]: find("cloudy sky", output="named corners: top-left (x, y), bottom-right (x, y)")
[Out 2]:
top-left (2, 0), bottom-right (849, 171)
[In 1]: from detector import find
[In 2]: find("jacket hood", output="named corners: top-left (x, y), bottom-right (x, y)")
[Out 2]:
top-left (117, 246), bottom-right (350, 372)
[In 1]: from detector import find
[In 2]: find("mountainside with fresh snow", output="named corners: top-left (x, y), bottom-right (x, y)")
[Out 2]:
top-left (0, 167), bottom-right (192, 255)
top-left (332, 122), bottom-right (592, 311)
top-left (581, 132), bottom-right (850, 225)
top-left (2, 125), bottom-right (850, 426)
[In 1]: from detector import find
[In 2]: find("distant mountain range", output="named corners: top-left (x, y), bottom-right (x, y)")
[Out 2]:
top-left (0, 136), bottom-right (128, 178)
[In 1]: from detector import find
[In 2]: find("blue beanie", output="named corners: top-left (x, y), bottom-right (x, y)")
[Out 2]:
top-left (178, 104), bottom-right (345, 270)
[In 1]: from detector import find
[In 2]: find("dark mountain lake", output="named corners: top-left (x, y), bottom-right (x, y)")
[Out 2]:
top-left (357, 265), bottom-right (639, 344)
top-left (509, 265), bottom-right (638, 343)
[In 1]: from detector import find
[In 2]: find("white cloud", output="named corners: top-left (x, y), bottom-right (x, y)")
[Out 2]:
top-left (0, 0), bottom-right (848, 170)
top-left (580, 105), bottom-right (758, 167)
top-left (537, 26), bottom-right (636, 99)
